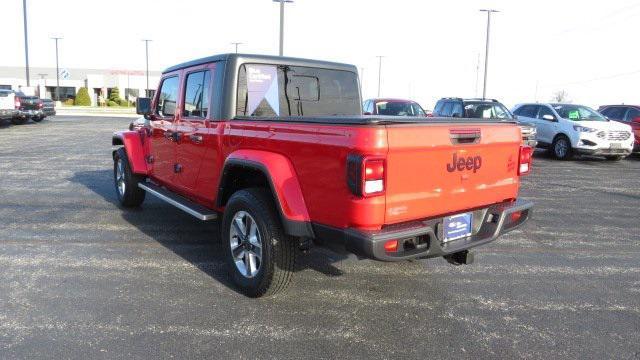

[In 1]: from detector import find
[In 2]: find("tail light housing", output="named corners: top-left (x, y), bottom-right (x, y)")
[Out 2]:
top-left (518, 146), bottom-right (533, 175)
top-left (37, 100), bottom-right (43, 109)
top-left (14, 97), bottom-right (20, 109)
top-left (347, 155), bottom-right (385, 197)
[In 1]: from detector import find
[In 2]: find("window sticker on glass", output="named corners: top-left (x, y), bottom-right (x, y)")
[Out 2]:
top-left (246, 65), bottom-right (280, 116)
top-left (568, 110), bottom-right (579, 120)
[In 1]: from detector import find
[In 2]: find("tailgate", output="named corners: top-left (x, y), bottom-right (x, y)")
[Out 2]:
top-left (0, 92), bottom-right (13, 110)
top-left (385, 123), bottom-right (521, 224)
top-left (20, 97), bottom-right (40, 110)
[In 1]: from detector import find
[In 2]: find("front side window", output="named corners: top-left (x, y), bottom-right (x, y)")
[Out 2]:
top-left (440, 102), bottom-right (453, 117)
top-left (183, 70), bottom-right (211, 118)
top-left (156, 76), bottom-right (179, 117)
top-left (553, 104), bottom-right (606, 121)
top-left (537, 106), bottom-right (554, 119)
top-left (625, 108), bottom-right (640, 122)
top-left (514, 105), bottom-right (537, 118)
top-left (236, 64), bottom-right (360, 117)
top-left (602, 106), bottom-right (626, 121)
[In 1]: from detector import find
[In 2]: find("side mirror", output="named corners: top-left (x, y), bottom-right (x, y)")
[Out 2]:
top-left (542, 114), bottom-right (556, 121)
top-left (136, 97), bottom-right (152, 116)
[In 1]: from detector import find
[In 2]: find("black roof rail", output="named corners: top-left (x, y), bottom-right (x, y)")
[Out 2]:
top-left (440, 97), bottom-right (464, 101)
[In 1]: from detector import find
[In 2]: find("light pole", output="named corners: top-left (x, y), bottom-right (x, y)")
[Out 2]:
top-left (480, 9), bottom-right (499, 99)
top-left (23, 0), bottom-right (30, 86)
top-left (273, 0), bottom-right (293, 56)
top-left (376, 56), bottom-right (385, 97)
top-left (51, 37), bottom-right (62, 101)
top-left (142, 39), bottom-right (152, 97)
top-left (231, 42), bottom-right (243, 53)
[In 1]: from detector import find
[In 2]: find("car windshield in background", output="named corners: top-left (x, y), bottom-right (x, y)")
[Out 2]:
top-left (464, 102), bottom-right (512, 119)
top-left (553, 105), bottom-right (606, 121)
top-left (376, 101), bottom-right (424, 116)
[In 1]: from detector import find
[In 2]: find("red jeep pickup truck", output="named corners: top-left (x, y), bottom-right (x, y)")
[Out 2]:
top-left (112, 54), bottom-right (533, 297)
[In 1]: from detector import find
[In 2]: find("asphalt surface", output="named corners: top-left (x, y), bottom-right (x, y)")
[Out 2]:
top-left (0, 116), bottom-right (639, 359)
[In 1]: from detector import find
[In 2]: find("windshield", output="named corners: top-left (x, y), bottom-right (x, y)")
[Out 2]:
top-left (376, 101), bottom-right (425, 116)
top-left (552, 104), bottom-right (606, 121)
top-left (464, 102), bottom-right (512, 119)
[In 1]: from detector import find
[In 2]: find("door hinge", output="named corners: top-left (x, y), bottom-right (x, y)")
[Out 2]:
top-left (174, 163), bottom-right (183, 173)
top-left (146, 155), bottom-right (154, 164)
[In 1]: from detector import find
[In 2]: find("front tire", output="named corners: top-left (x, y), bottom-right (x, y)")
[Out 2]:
top-left (552, 135), bottom-right (572, 160)
top-left (222, 188), bottom-right (296, 297)
top-left (113, 148), bottom-right (146, 207)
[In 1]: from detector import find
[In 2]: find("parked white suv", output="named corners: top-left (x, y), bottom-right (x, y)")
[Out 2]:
top-left (512, 103), bottom-right (634, 160)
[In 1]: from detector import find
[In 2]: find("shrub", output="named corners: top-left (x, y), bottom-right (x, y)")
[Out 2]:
top-left (63, 98), bottom-right (74, 106)
top-left (119, 99), bottom-right (130, 107)
top-left (108, 87), bottom-right (121, 103)
top-left (107, 100), bottom-right (119, 107)
top-left (74, 87), bottom-right (91, 106)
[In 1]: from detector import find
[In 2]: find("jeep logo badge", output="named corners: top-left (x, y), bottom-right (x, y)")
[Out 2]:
top-left (446, 153), bottom-right (482, 173)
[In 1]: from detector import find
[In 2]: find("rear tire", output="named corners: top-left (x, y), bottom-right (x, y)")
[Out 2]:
top-left (552, 135), bottom-right (572, 160)
top-left (222, 188), bottom-right (296, 297)
top-left (605, 155), bottom-right (624, 161)
top-left (113, 148), bottom-right (146, 207)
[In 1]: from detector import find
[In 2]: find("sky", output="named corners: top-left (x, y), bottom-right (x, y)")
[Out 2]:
top-left (2, 0), bottom-right (639, 109)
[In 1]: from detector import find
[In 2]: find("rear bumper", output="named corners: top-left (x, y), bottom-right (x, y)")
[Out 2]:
top-left (314, 199), bottom-right (533, 261)
top-left (16, 109), bottom-right (43, 118)
top-left (0, 109), bottom-right (18, 120)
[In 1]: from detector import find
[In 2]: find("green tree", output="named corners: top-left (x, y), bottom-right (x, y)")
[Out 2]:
top-left (74, 87), bottom-right (92, 106)
top-left (109, 87), bottom-right (121, 103)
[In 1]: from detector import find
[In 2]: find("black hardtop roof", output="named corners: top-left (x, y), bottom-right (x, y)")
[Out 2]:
top-left (163, 53), bottom-right (358, 74)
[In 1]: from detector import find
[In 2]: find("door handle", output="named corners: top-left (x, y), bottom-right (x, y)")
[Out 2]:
top-left (189, 134), bottom-right (203, 144)
top-left (165, 130), bottom-right (181, 142)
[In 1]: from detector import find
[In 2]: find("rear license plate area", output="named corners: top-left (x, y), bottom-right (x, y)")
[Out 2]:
top-left (443, 212), bottom-right (473, 242)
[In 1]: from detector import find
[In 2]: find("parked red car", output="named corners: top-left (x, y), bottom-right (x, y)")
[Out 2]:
top-left (598, 105), bottom-right (640, 152)
top-left (363, 98), bottom-right (427, 116)
top-left (113, 54), bottom-right (532, 297)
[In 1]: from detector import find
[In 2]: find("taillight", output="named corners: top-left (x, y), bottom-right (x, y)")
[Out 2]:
top-left (37, 101), bottom-right (43, 109)
top-left (347, 155), bottom-right (385, 197)
top-left (14, 97), bottom-right (20, 109)
top-left (518, 146), bottom-right (533, 175)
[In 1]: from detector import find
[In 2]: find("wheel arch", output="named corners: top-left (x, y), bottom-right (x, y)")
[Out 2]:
top-left (112, 131), bottom-right (149, 175)
top-left (217, 150), bottom-right (313, 238)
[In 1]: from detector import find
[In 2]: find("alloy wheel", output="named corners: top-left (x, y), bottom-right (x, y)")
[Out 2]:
top-left (229, 211), bottom-right (263, 278)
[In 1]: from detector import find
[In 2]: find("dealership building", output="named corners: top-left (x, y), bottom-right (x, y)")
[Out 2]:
top-left (0, 66), bottom-right (161, 106)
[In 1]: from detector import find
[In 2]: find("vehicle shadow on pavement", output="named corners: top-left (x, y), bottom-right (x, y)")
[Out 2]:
top-left (70, 169), bottom-right (347, 295)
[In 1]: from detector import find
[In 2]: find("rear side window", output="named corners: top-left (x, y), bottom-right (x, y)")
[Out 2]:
top-left (236, 64), bottom-right (360, 117)
top-left (183, 70), bottom-right (211, 118)
top-left (603, 107), bottom-right (626, 120)
top-left (156, 76), bottom-right (179, 117)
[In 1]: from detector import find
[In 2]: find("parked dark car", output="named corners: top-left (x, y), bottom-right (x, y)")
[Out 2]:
top-left (598, 105), bottom-right (640, 153)
top-left (432, 97), bottom-right (537, 147)
top-left (41, 98), bottom-right (56, 118)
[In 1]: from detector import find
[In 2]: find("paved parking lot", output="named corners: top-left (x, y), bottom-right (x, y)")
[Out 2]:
top-left (0, 116), bottom-right (639, 359)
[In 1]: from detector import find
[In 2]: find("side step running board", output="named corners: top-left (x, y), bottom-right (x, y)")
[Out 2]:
top-left (138, 183), bottom-right (218, 221)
